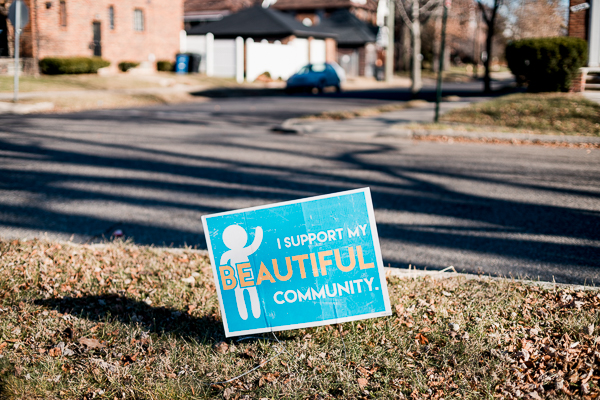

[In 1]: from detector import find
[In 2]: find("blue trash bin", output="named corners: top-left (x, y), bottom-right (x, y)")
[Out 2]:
top-left (175, 54), bottom-right (190, 74)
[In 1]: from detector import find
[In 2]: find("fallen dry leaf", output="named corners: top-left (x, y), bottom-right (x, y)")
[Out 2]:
top-left (78, 338), bottom-right (105, 349)
top-left (416, 333), bottom-right (429, 345)
top-left (214, 341), bottom-right (229, 354)
top-left (358, 377), bottom-right (368, 389)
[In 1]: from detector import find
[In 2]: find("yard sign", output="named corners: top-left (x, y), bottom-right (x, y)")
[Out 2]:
top-left (202, 188), bottom-right (391, 337)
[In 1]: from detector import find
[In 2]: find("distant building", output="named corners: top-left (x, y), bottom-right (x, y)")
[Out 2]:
top-left (184, 0), bottom-right (260, 31)
top-left (568, 0), bottom-right (599, 67)
top-left (271, 0), bottom-right (380, 77)
top-left (270, 0), bottom-right (379, 26)
top-left (186, 6), bottom-right (337, 82)
top-left (0, 0), bottom-right (183, 71)
top-left (184, 0), bottom-right (382, 77)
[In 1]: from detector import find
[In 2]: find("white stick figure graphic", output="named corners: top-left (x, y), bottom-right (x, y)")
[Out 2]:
top-left (220, 225), bottom-right (263, 320)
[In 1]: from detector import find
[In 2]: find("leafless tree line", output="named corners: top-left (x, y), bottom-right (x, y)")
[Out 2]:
top-left (392, 0), bottom-right (566, 93)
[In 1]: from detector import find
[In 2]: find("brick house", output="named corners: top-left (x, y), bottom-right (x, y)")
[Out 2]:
top-left (568, 0), bottom-right (600, 67)
top-left (0, 0), bottom-right (183, 72)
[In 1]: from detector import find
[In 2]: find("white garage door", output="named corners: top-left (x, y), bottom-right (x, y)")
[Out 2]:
top-left (310, 39), bottom-right (326, 64)
top-left (213, 39), bottom-right (236, 78)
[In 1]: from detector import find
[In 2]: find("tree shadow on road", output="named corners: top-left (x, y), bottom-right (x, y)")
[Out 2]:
top-left (0, 103), bottom-right (598, 283)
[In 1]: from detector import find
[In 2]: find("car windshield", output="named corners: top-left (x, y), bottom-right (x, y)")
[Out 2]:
top-left (296, 64), bottom-right (327, 75)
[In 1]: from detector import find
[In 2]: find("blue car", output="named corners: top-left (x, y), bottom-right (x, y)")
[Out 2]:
top-left (286, 63), bottom-right (343, 94)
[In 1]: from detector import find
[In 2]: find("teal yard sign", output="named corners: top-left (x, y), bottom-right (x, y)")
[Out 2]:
top-left (202, 188), bottom-right (391, 337)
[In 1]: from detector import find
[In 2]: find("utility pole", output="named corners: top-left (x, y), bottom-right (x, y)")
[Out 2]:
top-left (434, 0), bottom-right (449, 123)
top-left (9, 0), bottom-right (29, 102)
top-left (385, 0), bottom-right (395, 82)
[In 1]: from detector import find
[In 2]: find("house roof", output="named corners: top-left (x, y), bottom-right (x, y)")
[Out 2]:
top-left (271, 0), bottom-right (378, 12)
top-left (184, 0), bottom-right (260, 15)
top-left (318, 9), bottom-right (376, 45)
top-left (187, 6), bottom-right (337, 39)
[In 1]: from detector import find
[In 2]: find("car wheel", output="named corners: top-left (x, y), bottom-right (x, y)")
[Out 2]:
top-left (317, 80), bottom-right (326, 94)
top-left (334, 85), bottom-right (342, 93)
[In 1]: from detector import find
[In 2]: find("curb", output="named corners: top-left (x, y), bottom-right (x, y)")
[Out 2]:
top-left (378, 126), bottom-right (600, 144)
top-left (272, 117), bottom-right (316, 134)
top-left (0, 101), bottom-right (55, 115)
top-left (384, 266), bottom-right (599, 291)
top-left (272, 100), bottom-right (434, 135)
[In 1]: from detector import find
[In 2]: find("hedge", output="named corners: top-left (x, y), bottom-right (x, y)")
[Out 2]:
top-left (39, 57), bottom-right (110, 75)
top-left (118, 61), bottom-right (140, 72)
top-left (506, 37), bottom-right (588, 92)
top-left (156, 60), bottom-right (174, 72)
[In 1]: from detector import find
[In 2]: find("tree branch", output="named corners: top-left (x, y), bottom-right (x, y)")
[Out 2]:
top-left (477, 0), bottom-right (491, 25)
top-left (419, 0), bottom-right (441, 13)
top-left (395, 0), bottom-right (414, 30)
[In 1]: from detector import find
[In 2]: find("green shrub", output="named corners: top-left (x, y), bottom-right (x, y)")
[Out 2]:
top-left (118, 61), bottom-right (140, 72)
top-left (506, 37), bottom-right (588, 92)
top-left (39, 57), bottom-right (110, 75)
top-left (89, 58), bottom-right (111, 73)
top-left (156, 60), bottom-right (174, 72)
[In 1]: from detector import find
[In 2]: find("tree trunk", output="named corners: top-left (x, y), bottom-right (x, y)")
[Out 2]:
top-left (400, 22), bottom-right (411, 71)
top-left (483, 23), bottom-right (493, 93)
top-left (481, 0), bottom-right (498, 94)
top-left (411, 0), bottom-right (422, 95)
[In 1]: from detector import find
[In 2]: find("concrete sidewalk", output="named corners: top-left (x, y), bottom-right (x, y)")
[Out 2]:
top-left (275, 101), bottom-right (476, 138)
top-left (276, 100), bottom-right (600, 144)
top-left (0, 84), bottom-right (209, 101)
top-left (584, 91), bottom-right (600, 104)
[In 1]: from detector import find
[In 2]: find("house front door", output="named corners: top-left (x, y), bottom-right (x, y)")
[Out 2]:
top-left (0, 13), bottom-right (8, 57)
top-left (92, 22), bottom-right (102, 57)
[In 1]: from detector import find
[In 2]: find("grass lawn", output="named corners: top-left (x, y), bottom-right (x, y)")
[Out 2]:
top-left (441, 93), bottom-right (600, 136)
top-left (1, 239), bottom-right (599, 399)
top-left (0, 73), bottom-right (239, 93)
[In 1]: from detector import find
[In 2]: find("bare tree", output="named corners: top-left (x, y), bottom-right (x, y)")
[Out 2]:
top-left (477, 0), bottom-right (504, 93)
top-left (396, 0), bottom-right (442, 94)
top-left (511, 0), bottom-right (565, 39)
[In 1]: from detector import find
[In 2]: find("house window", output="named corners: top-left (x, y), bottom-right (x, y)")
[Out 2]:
top-left (59, 1), bottom-right (67, 26)
top-left (133, 9), bottom-right (144, 32)
top-left (109, 6), bottom-right (115, 30)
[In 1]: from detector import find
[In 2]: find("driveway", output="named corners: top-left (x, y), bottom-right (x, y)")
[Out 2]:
top-left (1, 95), bottom-right (598, 284)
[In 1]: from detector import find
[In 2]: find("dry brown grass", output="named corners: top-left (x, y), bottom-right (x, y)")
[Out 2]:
top-left (441, 93), bottom-right (600, 136)
top-left (1, 239), bottom-right (599, 399)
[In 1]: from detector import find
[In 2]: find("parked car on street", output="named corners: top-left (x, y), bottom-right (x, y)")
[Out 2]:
top-left (286, 63), bottom-right (342, 93)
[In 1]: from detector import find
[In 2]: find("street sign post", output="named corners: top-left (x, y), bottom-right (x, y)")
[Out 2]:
top-left (8, 0), bottom-right (30, 103)
top-left (202, 188), bottom-right (392, 337)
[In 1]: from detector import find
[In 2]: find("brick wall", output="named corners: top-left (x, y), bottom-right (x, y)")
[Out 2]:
top-left (325, 37), bottom-right (336, 63)
top-left (5, 0), bottom-right (183, 69)
top-left (568, 0), bottom-right (589, 41)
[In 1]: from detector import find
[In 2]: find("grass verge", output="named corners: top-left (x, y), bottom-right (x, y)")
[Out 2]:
top-left (441, 93), bottom-right (600, 136)
top-left (0, 73), bottom-right (239, 93)
top-left (1, 239), bottom-right (599, 399)
top-left (300, 100), bottom-right (429, 121)
top-left (8, 92), bottom-right (208, 113)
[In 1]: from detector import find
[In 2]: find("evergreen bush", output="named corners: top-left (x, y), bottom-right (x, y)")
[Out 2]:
top-left (506, 37), bottom-right (588, 92)
top-left (156, 60), bottom-right (174, 72)
top-left (39, 57), bottom-right (110, 75)
top-left (118, 61), bottom-right (140, 72)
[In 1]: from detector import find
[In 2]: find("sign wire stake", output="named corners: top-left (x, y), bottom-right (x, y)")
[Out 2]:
top-left (208, 332), bottom-right (288, 387)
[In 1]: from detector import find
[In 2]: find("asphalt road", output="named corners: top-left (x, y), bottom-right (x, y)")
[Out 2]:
top-left (1, 92), bottom-right (599, 284)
